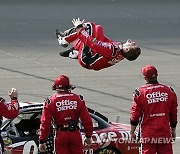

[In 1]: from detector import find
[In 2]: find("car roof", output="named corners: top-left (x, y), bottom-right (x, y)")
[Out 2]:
top-left (19, 102), bottom-right (109, 122)
top-left (19, 102), bottom-right (44, 108)
top-left (2, 102), bottom-right (110, 131)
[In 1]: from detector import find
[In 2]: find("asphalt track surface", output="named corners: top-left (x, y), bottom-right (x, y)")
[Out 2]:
top-left (0, 0), bottom-right (180, 153)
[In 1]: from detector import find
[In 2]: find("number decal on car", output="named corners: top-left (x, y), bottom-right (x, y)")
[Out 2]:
top-left (23, 141), bottom-right (38, 154)
top-left (84, 149), bottom-right (94, 154)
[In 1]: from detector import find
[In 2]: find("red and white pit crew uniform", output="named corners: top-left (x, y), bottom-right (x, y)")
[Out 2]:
top-left (39, 91), bottom-right (93, 154)
top-left (130, 82), bottom-right (178, 154)
top-left (64, 22), bottom-right (124, 71)
top-left (0, 97), bottom-right (19, 153)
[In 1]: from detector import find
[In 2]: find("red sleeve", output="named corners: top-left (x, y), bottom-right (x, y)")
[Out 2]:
top-left (76, 28), bottom-right (94, 47)
top-left (169, 90), bottom-right (178, 128)
top-left (64, 31), bottom-right (79, 43)
top-left (79, 100), bottom-right (93, 137)
top-left (130, 90), bottom-right (143, 126)
top-left (39, 98), bottom-right (53, 143)
top-left (77, 28), bottom-right (114, 58)
top-left (64, 22), bottom-right (95, 43)
top-left (0, 97), bottom-right (19, 119)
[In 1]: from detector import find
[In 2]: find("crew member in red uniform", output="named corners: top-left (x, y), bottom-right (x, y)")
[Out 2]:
top-left (56, 18), bottom-right (141, 71)
top-left (130, 65), bottom-right (178, 154)
top-left (0, 88), bottom-right (19, 153)
top-left (39, 75), bottom-right (93, 154)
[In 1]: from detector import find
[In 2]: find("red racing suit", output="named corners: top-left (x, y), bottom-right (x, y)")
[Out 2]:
top-left (130, 82), bottom-right (178, 154)
top-left (0, 97), bottom-right (19, 153)
top-left (39, 91), bottom-right (93, 154)
top-left (64, 22), bottom-right (124, 71)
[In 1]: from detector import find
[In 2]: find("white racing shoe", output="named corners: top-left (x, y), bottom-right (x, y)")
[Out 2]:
top-left (69, 50), bottom-right (78, 59)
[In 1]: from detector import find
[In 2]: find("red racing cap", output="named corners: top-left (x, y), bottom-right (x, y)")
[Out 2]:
top-left (141, 65), bottom-right (158, 78)
top-left (52, 75), bottom-right (72, 90)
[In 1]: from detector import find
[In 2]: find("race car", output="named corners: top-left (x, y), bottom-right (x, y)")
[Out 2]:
top-left (1, 102), bottom-right (139, 154)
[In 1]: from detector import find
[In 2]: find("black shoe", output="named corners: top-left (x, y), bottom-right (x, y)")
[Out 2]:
top-left (55, 29), bottom-right (64, 38)
top-left (59, 48), bottom-right (73, 57)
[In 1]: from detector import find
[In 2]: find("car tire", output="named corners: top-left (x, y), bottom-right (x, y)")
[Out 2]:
top-left (94, 146), bottom-right (121, 154)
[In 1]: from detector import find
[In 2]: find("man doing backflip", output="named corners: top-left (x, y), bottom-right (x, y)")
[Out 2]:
top-left (56, 18), bottom-right (141, 71)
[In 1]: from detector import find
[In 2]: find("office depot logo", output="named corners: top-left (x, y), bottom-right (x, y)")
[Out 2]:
top-left (146, 91), bottom-right (168, 104)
